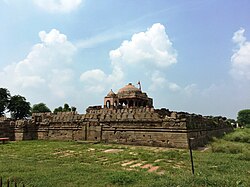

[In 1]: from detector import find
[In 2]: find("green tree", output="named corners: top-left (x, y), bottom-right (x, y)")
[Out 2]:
top-left (32, 103), bottom-right (51, 113)
top-left (0, 88), bottom-right (11, 116)
top-left (63, 103), bottom-right (71, 112)
top-left (53, 103), bottom-right (75, 114)
top-left (237, 109), bottom-right (250, 127)
top-left (71, 106), bottom-right (77, 112)
top-left (53, 106), bottom-right (63, 114)
top-left (8, 95), bottom-right (31, 119)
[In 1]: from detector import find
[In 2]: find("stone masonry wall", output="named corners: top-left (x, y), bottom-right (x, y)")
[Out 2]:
top-left (0, 117), bottom-right (15, 140)
top-left (0, 108), bottom-right (233, 149)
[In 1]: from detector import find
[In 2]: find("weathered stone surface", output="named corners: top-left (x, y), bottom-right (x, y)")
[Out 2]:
top-left (170, 112), bottom-right (177, 119)
top-left (0, 107), bottom-right (233, 149)
top-left (128, 113), bottom-right (134, 120)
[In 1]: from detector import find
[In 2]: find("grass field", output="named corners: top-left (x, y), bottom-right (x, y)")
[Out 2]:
top-left (0, 129), bottom-right (250, 187)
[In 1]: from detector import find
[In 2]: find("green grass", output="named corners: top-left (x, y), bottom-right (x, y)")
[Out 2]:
top-left (0, 129), bottom-right (250, 187)
top-left (211, 128), bottom-right (250, 162)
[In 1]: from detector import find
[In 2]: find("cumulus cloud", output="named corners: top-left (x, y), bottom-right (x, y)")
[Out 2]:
top-left (80, 69), bottom-right (108, 93)
top-left (0, 29), bottom-right (77, 100)
top-left (109, 23), bottom-right (177, 68)
top-left (230, 28), bottom-right (250, 80)
top-left (80, 23), bottom-right (178, 94)
top-left (34, 0), bottom-right (82, 13)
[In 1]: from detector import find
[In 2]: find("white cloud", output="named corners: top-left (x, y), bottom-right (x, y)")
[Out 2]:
top-left (184, 84), bottom-right (198, 97)
top-left (79, 67), bottom-right (124, 94)
top-left (0, 29), bottom-right (77, 100)
top-left (80, 23), bottom-right (178, 94)
top-left (80, 69), bottom-right (107, 83)
top-left (230, 28), bottom-right (250, 80)
top-left (76, 31), bottom-right (129, 49)
top-left (149, 71), bottom-right (180, 92)
top-left (109, 23), bottom-right (177, 68)
top-left (39, 29), bottom-right (67, 44)
top-left (0, 23), bottom-right (179, 113)
top-left (232, 28), bottom-right (246, 46)
top-left (34, 0), bottom-right (82, 13)
top-left (168, 82), bottom-right (181, 92)
top-left (80, 69), bottom-right (108, 93)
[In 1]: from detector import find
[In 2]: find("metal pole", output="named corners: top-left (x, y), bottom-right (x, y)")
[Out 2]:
top-left (189, 138), bottom-right (195, 175)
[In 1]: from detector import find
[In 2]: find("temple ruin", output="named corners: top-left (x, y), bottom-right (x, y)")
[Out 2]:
top-left (104, 83), bottom-right (153, 108)
top-left (0, 82), bottom-right (233, 149)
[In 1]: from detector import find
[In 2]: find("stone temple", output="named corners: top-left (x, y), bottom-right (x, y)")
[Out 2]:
top-left (0, 82), bottom-right (233, 149)
top-left (104, 83), bottom-right (153, 109)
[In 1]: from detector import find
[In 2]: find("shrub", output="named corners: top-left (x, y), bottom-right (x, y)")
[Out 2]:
top-left (224, 128), bottom-right (250, 143)
top-left (211, 139), bottom-right (243, 154)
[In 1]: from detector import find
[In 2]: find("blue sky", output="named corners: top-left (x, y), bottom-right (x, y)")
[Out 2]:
top-left (0, 0), bottom-right (250, 119)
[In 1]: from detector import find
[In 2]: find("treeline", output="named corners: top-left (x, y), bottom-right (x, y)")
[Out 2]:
top-left (0, 88), bottom-right (30, 119)
top-left (0, 88), bottom-right (76, 120)
top-left (237, 109), bottom-right (250, 128)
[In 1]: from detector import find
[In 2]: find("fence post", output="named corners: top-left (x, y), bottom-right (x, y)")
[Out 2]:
top-left (0, 176), bottom-right (2, 187)
top-left (189, 138), bottom-right (195, 175)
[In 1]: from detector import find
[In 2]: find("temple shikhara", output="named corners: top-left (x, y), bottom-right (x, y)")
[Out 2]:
top-left (0, 82), bottom-right (233, 149)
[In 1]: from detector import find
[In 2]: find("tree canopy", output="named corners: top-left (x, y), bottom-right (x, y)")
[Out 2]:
top-left (8, 95), bottom-right (31, 119)
top-left (237, 109), bottom-right (250, 127)
top-left (53, 103), bottom-right (76, 114)
top-left (0, 88), bottom-right (10, 116)
top-left (63, 103), bottom-right (70, 112)
top-left (32, 103), bottom-right (51, 113)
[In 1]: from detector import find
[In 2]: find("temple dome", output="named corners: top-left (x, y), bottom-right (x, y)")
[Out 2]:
top-left (118, 83), bottom-right (141, 94)
top-left (104, 82), bottom-right (153, 108)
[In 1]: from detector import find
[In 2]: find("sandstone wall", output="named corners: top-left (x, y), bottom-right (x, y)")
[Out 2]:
top-left (81, 108), bottom-right (233, 148)
top-left (0, 118), bottom-right (15, 140)
top-left (0, 108), bottom-right (233, 149)
top-left (33, 112), bottom-right (85, 141)
top-left (0, 118), bottom-right (36, 141)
